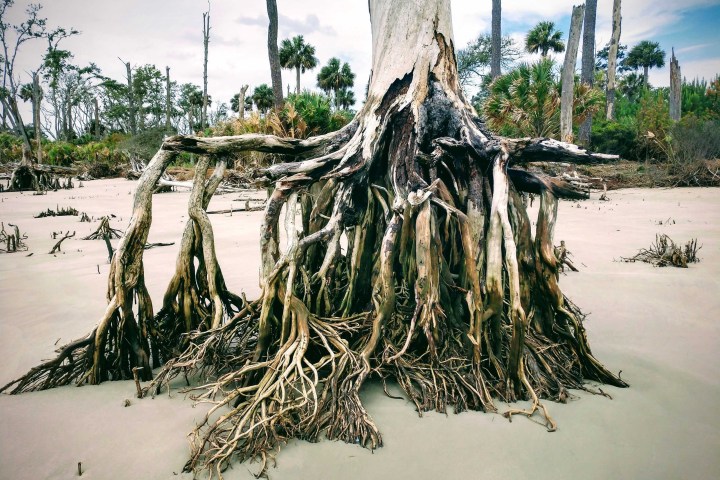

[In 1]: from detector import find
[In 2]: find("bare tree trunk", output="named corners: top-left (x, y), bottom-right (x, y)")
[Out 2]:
top-left (66, 100), bottom-right (73, 140)
top-left (296, 66), bottom-right (301, 94)
top-left (32, 71), bottom-right (42, 164)
top-left (201, 12), bottom-right (210, 130)
top-left (7, 96), bottom-right (32, 163)
top-left (560, 4), bottom-right (585, 143)
top-left (643, 65), bottom-right (649, 89)
top-left (669, 48), bottom-right (681, 122)
top-left (94, 97), bottom-right (100, 138)
top-left (578, 0), bottom-right (597, 146)
top-left (165, 66), bottom-right (172, 133)
top-left (606, 0), bottom-right (622, 120)
top-left (238, 84), bottom-right (248, 119)
top-left (491, 0), bottom-right (501, 79)
top-left (266, 0), bottom-right (284, 109)
top-left (123, 60), bottom-right (137, 135)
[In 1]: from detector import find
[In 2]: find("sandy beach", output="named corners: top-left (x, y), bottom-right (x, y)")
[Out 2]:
top-left (1, 179), bottom-right (718, 480)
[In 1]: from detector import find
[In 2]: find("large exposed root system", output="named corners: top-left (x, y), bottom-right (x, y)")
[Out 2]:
top-left (1, 1), bottom-right (628, 478)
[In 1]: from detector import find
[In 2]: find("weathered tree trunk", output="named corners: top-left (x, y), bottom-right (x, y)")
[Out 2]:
top-left (201, 12), bottom-right (210, 130)
top-left (3, 1), bottom-right (626, 477)
top-left (669, 49), bottom-right (681, 122)
top-left (578, 0), bottom-right (597, 146)
top-left (66, 99), bottom-right (73, 140)
top-left (165, 66), bottom-right (172, 133)
top-left (238, 84), bottom-right (248, 119)
top-left (606, 0), bottom-right (622, 120)
top-left (124, 60), bottom-right (137, 135)
top-left (266, 0), bottom-right (284, 109)
top-left (32, 71), bottom-right (42, 164)
top-left (491, 0), bottom-right (501, 79)
top-left (296, 65), bottom-right (301, 94)
top-left (94, 97), bottom-right (100, 138)
top-left (560, 4), bottom-right (585, 143)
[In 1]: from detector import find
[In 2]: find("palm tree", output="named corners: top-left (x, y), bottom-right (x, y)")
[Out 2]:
top-left (483, 58), bottom-right (601, 138)
top-left (279, 35), bottom-right (319, 94)
top-left (336, 88), bottom-right (356, 110)
top-left (525, 21), bottom-right (565, 57)
top-left (624, 40), bottom-right (665, 89)
top-left (317, 58), bottom-right (355, 110)
top-left (252, 84), bottom-right (275, 114)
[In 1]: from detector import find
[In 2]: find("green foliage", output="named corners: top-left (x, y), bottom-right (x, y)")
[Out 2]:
top-left (590, 118), bottom-right (639, 159)
top-left (669, 116), bottom-right (720, 163)
top-left (636, 90), bottom-right (671, 160)
top-left (0, 132), bottom-right (23, 163)
top-left (118, 127), bottom-right (167, 161)
top-left (483, 59), bottom-right (602, 138)
top-left (46, 142), bottom-right (77, 166)
top-left (681, 76), bottom-right (720, 120)
top-left (279, 35), bottom-right (319, 92)
top-left (525, 21), bottom-right (565, 57)
top-left (595, 43), bottom-right (629, 71)
top-left (317, 58), bottom-right (355, 110)
top-left (457, 33), bottom-right (520, 89)
top-left (252, 84), bottom-right (275, 114)
top-left (213, 91), bottom-right (351, 141)
top-left (285, 91), bottom-right (332, 134)
top-left (624, 40), bottom-right (665, 87)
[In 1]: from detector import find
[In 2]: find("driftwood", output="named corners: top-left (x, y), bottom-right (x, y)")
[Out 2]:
top-left (49, 231), bottom-right (76, 254)
top-left (82, 217), bottom-right (123, 240)
top-left (0, 222), bottom-right (28, 253)
top-left (206, 199), bottom-right (266, 214)
top-left (554, 240), bottom-right (579, 276)
top-left (144, 241), bottom-right (175, 249)
top-left (622, 234), bottom-right (700, 268)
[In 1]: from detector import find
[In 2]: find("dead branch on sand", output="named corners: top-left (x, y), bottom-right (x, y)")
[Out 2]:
top-left (622, 234), bottom-right (700, 267)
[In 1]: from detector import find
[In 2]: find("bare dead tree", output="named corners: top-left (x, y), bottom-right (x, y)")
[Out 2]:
top-left (669, 49), bottom-right (681, 122)
top-left (560, 4), bottom-right (585, 143)
top-left (165, 66), bottom-right (172, 133)
top-left (605, 0), bottom-right (622, 120)
top-left (201, 10), bottom-right (210, 130)
top-left (266, 0), bottom-right (284, 109)
top-left (120, 59), bottom-right (137, 135)
top-left (490, 0), bottom-right (501, 79)
top-left (238, 84), bottom-right (248, 119)
top-left (578, 0), bottom-right (597, 146)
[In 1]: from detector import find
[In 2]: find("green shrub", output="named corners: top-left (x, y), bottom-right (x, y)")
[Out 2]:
top-left (669, 116), bottom-right (720, 163)
top-left (0, 132), bottom-right (23, 163)
top-left (636, 90), bottom-right (672, 161)
top-left (591, 118), bottom-right (639, 159)
top-left (46, 142), bottom-right (79, 166)
top-left (118, 127), bottom-right (167, 161)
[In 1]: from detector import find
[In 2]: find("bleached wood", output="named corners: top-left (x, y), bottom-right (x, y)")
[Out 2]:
top-left (560, 5), bottom-right (585, 143)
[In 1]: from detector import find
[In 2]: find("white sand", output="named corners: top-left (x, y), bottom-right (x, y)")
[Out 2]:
top-left (1, 180), bottom-right (718, 480)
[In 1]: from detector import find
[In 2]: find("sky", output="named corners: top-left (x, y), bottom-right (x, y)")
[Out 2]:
top-left (5, 0), bottom-right (720, 121)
